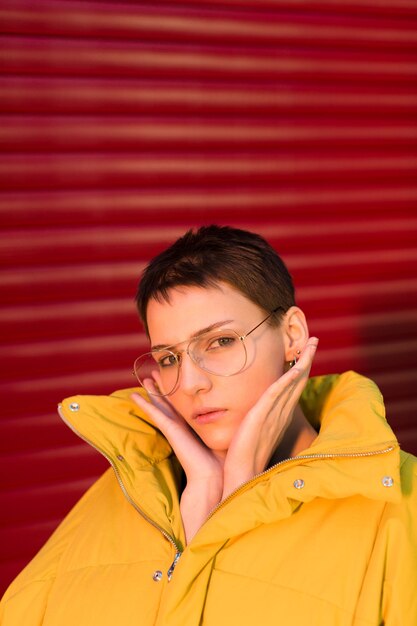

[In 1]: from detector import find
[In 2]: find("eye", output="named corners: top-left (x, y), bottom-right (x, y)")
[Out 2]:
top-left (157, 353), bottom-right (179, 368)
top-left (207, 334), bottom-right (237, 350)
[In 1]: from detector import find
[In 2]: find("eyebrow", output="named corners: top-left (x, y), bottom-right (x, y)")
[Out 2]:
top-left (151, 319), bottom-right (235, 352)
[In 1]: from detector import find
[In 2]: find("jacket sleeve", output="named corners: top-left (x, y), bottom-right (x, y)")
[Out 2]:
top-left (381, 453), bottom-right (417, 626)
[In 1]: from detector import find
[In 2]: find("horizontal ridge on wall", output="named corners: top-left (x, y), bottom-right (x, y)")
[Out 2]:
top-left (2, 37), bottom-right (417, 85)
top-left (1, 1), bottom-right (416, 51)
top-left (1, 154), bottom-right (417, 191)
top-left (1, 187), bottom-right (417, 227)
top-left (2, 78), bottom-right (416, 115)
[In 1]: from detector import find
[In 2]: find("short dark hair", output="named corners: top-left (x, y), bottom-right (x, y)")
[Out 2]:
top-left (135, 225), bottom-right (296, 335)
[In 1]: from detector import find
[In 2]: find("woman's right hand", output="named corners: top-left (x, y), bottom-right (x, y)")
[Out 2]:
top-left (131, 378), bottom-right (223, 542)
top-left (131, 377), bottom-right (223, 482)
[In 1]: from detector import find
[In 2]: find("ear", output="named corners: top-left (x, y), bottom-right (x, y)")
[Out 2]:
top-left (281, 306), bottom-right (309, 362)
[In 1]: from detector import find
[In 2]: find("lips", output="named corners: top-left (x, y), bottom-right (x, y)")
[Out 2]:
top-left (192, 408), bottom-right (227, 425)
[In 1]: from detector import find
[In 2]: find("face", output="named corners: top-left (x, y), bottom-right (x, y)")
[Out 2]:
top-left (146, 283), bottom-right (288, 459)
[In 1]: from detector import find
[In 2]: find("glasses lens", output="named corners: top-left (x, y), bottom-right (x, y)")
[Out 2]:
top-left (190, 330), bottom-right (246, 376)
top-left (133, 351), bottom-right (179, 396)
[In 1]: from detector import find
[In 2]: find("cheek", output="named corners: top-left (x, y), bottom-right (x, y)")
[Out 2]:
top-left (242, 343), bottom-right (285, 389)
top-left (223, 350), bottom-right (285, 413)
top-left (235, 367), bottom-right (281, 409)
top-left (166, 394), bottom-right (189, 421)
top-left (235, 352), bottom-right (285, 410)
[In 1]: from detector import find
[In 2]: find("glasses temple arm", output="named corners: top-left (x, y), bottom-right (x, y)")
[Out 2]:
top-left (243, 306), bottom-right (285, 339)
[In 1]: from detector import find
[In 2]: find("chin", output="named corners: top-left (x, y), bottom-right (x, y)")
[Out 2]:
top-left (200, 433), bottom-right (231, 455)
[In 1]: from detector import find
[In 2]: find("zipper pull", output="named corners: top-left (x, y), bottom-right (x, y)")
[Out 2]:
top-left (167, 551), bottom-right (182, 582)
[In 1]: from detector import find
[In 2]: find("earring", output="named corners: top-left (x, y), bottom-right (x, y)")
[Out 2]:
top-left (290, 350), bottom-right (301, 368)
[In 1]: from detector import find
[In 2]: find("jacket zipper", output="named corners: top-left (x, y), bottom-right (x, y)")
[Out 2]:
top-left (206, 444), bottom-right (397, 521)
top-left (167, 551), bottom-right (182, 581)
top-left (58, 404), bottom-right (182, 580)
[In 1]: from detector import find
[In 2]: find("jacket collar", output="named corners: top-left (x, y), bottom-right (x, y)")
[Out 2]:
top-left (59, 371), bottom-right (401, 547)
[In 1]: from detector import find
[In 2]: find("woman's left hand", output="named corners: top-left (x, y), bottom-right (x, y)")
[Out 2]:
top-left (222, 337), bottom-right (318, 498)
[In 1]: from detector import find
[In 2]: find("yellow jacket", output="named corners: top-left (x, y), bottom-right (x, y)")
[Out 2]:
top-left (1, 372), bottom-right (417, 625)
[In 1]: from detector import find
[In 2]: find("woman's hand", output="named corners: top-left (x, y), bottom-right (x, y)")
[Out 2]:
top-left (131, 377), bottom-right (223, 542)
top-left (222, 337), bottom-right (319, 499)
top-left (131, 375), bottom-right (222, 482)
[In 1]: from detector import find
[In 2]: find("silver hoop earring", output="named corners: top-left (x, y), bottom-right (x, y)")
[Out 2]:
top-left (290, 350), bottom-right (301, 368)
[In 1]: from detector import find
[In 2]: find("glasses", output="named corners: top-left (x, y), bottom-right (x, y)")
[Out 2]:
top-left (133, 306), bottom-right (283, 397)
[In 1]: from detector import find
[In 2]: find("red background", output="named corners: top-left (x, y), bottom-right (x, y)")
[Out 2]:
top-left (1, 0), bottom-right (417, 595)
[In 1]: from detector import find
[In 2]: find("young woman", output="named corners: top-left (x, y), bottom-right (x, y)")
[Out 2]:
top-left (1, 225), bottom-right (416, 625)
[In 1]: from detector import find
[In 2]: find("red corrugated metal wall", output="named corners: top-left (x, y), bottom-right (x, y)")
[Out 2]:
top-left (1, 0), bottom-right (416, 595)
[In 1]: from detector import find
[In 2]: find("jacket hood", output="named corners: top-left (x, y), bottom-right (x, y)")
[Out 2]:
top-left (58, 371), bottom-right (401, 551)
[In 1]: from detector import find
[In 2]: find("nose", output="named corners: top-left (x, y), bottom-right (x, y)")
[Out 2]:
top-left (178, 351), bottom-right (212, 396)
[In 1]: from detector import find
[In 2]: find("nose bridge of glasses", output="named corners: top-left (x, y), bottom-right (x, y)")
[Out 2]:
top-left (150, 335), bottom-right (190, 363)
top-left (151, 338), bottom-right (202, 370)
top-left (174, 343), bottom-right (213, 393)
top-left (161, 333), bottom-right (213, 364)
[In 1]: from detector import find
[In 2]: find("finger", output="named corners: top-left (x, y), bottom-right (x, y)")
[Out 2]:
top-left (281, 337), bottom-right (319, 383)
top-left (249, 337), bottom-right (319, 417)
top-left (292, 337), bottom-right (319, 371)
top-left (131, 392), bottom-right (192, 453)
top-left (301, 336), bottom-right (319, 359)
top-left (286, 337), bottom-right (318, 383)
top-left (142, 377), bottom-right (169, 409)
top-left (131, 390), bottom-right (176, 426)
top-left (151, 370), bottom-right (170, 398)
top-left (135, 374), bottom-right (180, 419)
top-left (130, 391), bottom-right (212, 477)
top-left (276, 339), bottom-right (319, 408)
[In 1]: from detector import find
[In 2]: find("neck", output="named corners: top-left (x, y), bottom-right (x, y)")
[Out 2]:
top-left (212, 405), bottom-right (318, 469)
top-left (268, 404), bottom-right (317, 467)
